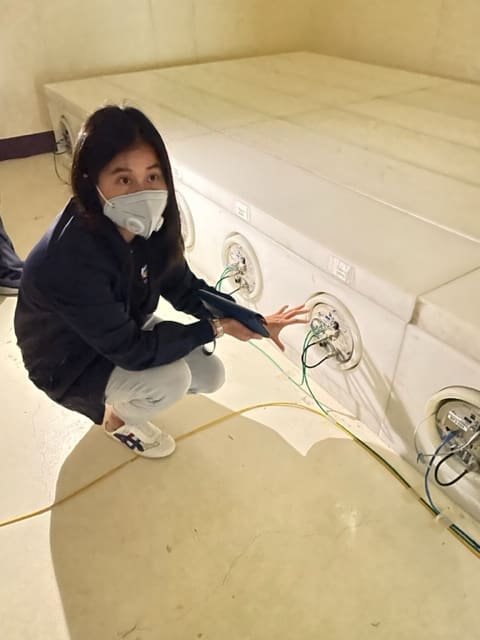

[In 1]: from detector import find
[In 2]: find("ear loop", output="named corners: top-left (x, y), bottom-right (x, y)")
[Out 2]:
top-left (95, 185), bottom-right (110, 205)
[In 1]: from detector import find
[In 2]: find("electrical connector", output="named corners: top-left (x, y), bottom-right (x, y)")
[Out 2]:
top-left (222, 234), bottom-right (263, 301)
top-left (306, 293), bottom-right (362, 371)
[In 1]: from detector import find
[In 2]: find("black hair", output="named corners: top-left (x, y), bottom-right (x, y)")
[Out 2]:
top-left (71, 104), bottom-right (184, 267)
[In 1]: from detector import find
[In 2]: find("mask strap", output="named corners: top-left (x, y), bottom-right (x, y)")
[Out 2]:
top-left (96, 186), bottom-right (111, 205)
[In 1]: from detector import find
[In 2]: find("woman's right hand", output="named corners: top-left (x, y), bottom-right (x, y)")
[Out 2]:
top-left (218, 318), bottom-right (264, 342)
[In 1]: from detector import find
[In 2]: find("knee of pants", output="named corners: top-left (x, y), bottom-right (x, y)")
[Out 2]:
top-left (197, 355), bottom-right (226, 394)
top-left (146, 359), bottom-right (193, 406)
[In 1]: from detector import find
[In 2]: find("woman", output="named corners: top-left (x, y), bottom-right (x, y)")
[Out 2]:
top-left (15, 106), bottom-right (307, 458)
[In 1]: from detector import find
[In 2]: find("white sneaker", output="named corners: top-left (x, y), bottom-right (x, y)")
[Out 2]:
top-left (105, 421), bottom-right (176, 458)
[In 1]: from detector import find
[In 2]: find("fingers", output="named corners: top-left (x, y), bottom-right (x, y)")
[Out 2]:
top-left (269, 317), bottom-right (308, 330)
top-left (286, 304), bottom-right (309, 311)
top-left (274, 305), bottom-right (289, 314)
top-left (272, 304), bottom-right (310, 319)
top-left (284, 309), bottom-right (309, 320)
top-left (268, 313), bottom-right (310, 325)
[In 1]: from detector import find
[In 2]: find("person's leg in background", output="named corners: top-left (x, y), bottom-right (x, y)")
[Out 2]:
top-left (0, 216), bottom-right (23, 296)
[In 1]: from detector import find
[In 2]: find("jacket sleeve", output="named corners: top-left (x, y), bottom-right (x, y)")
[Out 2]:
top-left (161, 259), bottom-right (235, 318)
top-left (38, 257), bottom-right (215, 371)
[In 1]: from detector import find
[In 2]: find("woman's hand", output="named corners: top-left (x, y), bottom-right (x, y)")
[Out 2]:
top-left (219, 318), bottom-right (265, 342)
top-left (216, 304), bottom-right (309, 349)
top-left (264, 304), bottom-right (310, 351)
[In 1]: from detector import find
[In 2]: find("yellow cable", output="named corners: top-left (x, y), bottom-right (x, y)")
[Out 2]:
top-left (0, 457), bottom-right (138, 528)
top-left (0, 401), bottom-right (478, 559)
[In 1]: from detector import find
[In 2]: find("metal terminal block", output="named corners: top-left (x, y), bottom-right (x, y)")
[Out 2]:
top-left (436, 400), bottom-right (480, 472)
top-left (222, 234), bottom-right (262, 301)
top-left (306, 293), bottom-right (362, 371)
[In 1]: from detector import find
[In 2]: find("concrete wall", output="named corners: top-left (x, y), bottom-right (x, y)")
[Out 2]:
top-left (0, 0), bottom-right (309, 138)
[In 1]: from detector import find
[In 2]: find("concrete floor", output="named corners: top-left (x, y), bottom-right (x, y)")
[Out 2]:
top-left (0, 154), bottom-right (479, 640)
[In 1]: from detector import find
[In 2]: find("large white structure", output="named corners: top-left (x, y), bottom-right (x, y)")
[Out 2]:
top-left (45, 52), bottom-right (480, 519)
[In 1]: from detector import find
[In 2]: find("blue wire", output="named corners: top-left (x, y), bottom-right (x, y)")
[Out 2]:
top-left (424, 432), bottom-right (480, 553)
top-left (451, 524), bottom-right (480, 552)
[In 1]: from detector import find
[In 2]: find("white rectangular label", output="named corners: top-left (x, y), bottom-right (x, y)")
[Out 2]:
top-left (328, 255), bottom-right (354, 284)
top-left (234, 200), bottom-right (250, 221)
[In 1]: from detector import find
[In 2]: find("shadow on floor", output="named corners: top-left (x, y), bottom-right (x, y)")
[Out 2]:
top-left (50, 394), bottom-right (472, 640)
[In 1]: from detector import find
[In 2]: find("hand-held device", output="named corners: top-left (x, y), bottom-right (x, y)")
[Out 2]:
top-left (197, 289), bottom-right (270, 338)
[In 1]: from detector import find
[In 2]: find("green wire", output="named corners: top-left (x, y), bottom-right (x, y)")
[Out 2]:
top-left (249, 333), bottom-right (398, 475)
top-left (215, 271), bottom-right (465, 501)
top-left (251, 330), bottom-right (436, 487)
top-left (300, 330), bottom-right (314, 387)
top-left (215, 269), bottom-right (231, 291)
top-left (249, 323), bottom-right (426, 484)
top-left (216, 265), bottom-right (240, 291)
top-left (213, 266), bottom-right (479, 556)
top-left (248, 330), bottom-right (333, 416)
top-left (248, 341), bottom-right (307, 396)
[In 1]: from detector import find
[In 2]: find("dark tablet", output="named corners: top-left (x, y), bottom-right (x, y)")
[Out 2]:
top-left (197, 289), bottom-right (270, 338)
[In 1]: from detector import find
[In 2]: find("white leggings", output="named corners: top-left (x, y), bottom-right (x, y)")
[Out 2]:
top-left (104, 317), bottom-right (225, 425)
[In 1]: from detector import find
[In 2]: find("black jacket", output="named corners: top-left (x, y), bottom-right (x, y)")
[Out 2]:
top-left (14, 199), bottom-right (228, 424)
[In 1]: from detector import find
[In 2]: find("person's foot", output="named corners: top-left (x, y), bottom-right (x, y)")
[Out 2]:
top-left (105, 421), bottom-right (176, 458)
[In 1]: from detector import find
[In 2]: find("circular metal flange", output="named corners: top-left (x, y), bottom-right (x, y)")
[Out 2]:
top-left (222, 233), bottom-right (263, 301)
top-left (305, 292), bottom-right (362, 371)
top-left (59, 114), bottom-right (75, 155)
top-left (422, 386), bottom-right (480, 474)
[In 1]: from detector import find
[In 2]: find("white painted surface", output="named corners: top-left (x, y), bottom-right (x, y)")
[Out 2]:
top-left (178, 183), bottom-right (405, 433)
top-left (43, 54), bottom-right (480, 516)
top-left (415, 269), bottom-right (480, 363)
top-left (171, 132), bottom-right (480, 320)
top-left (383, 325), bottom-right (480, 520)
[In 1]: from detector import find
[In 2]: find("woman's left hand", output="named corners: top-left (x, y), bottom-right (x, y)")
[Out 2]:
top-left (264, 304), bottom-right (310, 352)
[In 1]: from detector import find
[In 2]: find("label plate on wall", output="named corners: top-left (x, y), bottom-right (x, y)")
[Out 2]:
top-left (328, 255), bottom-right (355, 285)
top-left (234, 200), bottom-right (250, 221)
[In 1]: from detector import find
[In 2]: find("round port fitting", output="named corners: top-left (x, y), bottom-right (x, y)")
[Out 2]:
top-left (222, 233), bottom-right (263, 301)
top-left (305, 292), bottom-right (362, 371)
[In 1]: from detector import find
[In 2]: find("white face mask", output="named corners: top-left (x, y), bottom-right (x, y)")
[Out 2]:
top-left (97, 188), bottom-right (169, 239)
